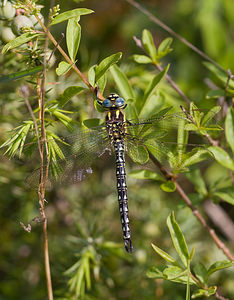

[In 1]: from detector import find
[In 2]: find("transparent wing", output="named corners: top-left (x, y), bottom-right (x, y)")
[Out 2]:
top-left (25, 127), bottom-right (111, 189)
top-left (124, 111), bottom-right (214, 170)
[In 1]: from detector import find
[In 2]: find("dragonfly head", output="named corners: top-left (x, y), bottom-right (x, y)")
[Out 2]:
top-left (98, 93), bottom-right (127, 110)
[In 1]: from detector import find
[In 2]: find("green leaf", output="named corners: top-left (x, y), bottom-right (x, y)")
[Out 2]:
top-left (0, 66), bottom-right (43, 83)
top-left (163, 266), bottom-right (194, 284)
top-left (203, 62), bottom-right (234, 89)
top-left (95, 52), bottom-right (122, 82)
top-left (128, 144), bottom-right (149, 164)
top-left (141, 65), bottom-right (169, 114)
top-left (56, 61), bottom-right (72, 76)
top-left (2, 33), bottom-right (41, 53)
top-left (225, 108), bottom-right (234, 155)
top-left (96, 72), bottom-right (107, 95)
top-left (129, 169), bottom-right (164, 182)
top-left (157, 37), bottom-right (173, 59)
top-left (193, 263), bottom-right (207, 284)
top-left (110, 64), bottom-right (134, 100)
top-left (88, 65), bottom-right (96, 87)
top-left (142, 29), bottom-right (157, 61)
top-left (213, 187), bottom-right (234, 205)
top-left (132, 54), bottom-right (152, 64)
top-left (185, 168), bottom-right (207, 196)
top-left (181, 148), bottom-right (210, 168)
top-left (83, 118), bottom-right (104, 128)
top-left (66, 17), bottom-right (81, 62)
top-left (167, 212), bottom-right (190, 267)
top-left (206, 260), bottom-right (234, 279)
top-left (206, 89), bottom-right (225, 99)
top-left (52, 110), bottom-right (73, 130)
top-left (58, 86), bottom-right (85, 107)
top-left (151, 243), bottom-right (180, 266)
top-left (51, 8), bottom-right (94, 25)
top-left (1, 122), bottom-right (33, 157)
top-left (208, 146), bottom-right (234, 171)
top-left (192, 287), bottom-right (217, 298)
top-left (146, 266), bottom-right (166, 279)
top-left (184, 124), bottom-right (199, 131)
top-left (160, 181), bottom-right (176, 192)
top-left (201, 106), bottom-right (220, 127)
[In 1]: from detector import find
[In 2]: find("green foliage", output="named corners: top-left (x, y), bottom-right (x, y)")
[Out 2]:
top-left (147, 212), bottom-right (234, 298)
top-left (0, 0), bottom-right (233, 299)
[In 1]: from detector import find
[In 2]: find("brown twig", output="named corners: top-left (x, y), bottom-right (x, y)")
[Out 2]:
top-left (215, 292), bottom-right (230, 300)
top-left (125, 0), bottom-right (228, 74)
top-left (21, 85), bottom-right (42, 158)
top-left (149, 153), bottom-right (234, 261)
top-left (155, 63), bottom-right (191, 105)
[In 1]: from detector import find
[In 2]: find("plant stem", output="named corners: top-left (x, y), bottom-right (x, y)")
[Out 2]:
top-left (154, 63), bottom-right (191, 105)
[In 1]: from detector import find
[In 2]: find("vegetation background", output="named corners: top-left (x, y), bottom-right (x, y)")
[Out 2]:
top-left (0, 0), bottom-right (233, 299)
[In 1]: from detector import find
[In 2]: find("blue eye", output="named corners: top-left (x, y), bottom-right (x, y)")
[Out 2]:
top-left (103, 99), bottom-right (112, 107)
top-left (116, 97), bottom-right (125, 107)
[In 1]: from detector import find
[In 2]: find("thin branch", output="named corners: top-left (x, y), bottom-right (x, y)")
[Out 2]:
top-left (37, 2), bottom-right (54, 298)
top-left (21, 85), bottom-right (43, 159)
top-left (125, 0), bottom-right (228, 74)
top-left (155, 63), bottom-right (191, 105)
top-left (215, 292), bottom-right (230, 300)
top-left (149, 153), bottom-right (234, 261)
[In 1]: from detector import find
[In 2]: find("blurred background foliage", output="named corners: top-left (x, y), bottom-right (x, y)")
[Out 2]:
top-left (0, 0), bottom-right (233, 299)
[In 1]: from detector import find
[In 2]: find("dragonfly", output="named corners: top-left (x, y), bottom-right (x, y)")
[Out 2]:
top-left (25, 93), bottom-right (217, 253)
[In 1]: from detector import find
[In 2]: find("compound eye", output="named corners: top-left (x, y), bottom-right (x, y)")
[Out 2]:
top-left (103, 99), bottom-right (112, 107)
top-left (116, 97), bottom-right (125, 107)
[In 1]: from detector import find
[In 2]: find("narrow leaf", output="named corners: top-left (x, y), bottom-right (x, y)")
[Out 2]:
top-left (193, 263), bottom-right (208, 284)
top-left (146, 266), bottom-right (165, 279)
top-left (51, 8), bottom-right (93, 25)
top-left (110, 64), bottom-right (134, 100)
top-left (157, 37), bottom-right (173, 55)
top-left (66, 17), bottom-right (81, 62)
top-left (201, 106), bottom-right (220, 127)
top-left (58, 86), bottom-right (85, 107)
top-left (132, 54), bottom-right (152, 64)
top-left (2, 33), bottom-right (40, 53)
top-left (151, 243), bottom-right (179, 266)
top-left (167, 212), bottom-right (190, 267)
top-left (192, 287), bottom-right (216, 299)
top-left (88, 65), bottom-right (96, 87)
top-left (213, 187), bottom-right (234, 205)
top-left (185, 168), bottom-right (207, 196)
top-left (206, 260), bottom-right (234, 279)
top-left (225, 108), bottom-right (234, 154)
top-left (141, 65), bottom-right (169, 114)
top-left (0, 66), bottom-right (43, 83)
top-left (95, 52), bottom-right (122, 82)
top-left (142, 29), bottom-right (157, 61)
top-left (203, 62), bottom-right (234, 89)
top-left (208, 146), bottom-right (234, 171)
top-left (129, 169), bottom-right (164, 182)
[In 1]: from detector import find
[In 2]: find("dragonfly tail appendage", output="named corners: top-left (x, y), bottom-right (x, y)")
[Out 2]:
top-left (124, 237), bottom-right (133, 253)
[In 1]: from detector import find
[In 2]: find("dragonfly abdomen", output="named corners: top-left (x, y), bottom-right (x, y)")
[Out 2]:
top-left (114, 140), bottom-right (133, 253)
